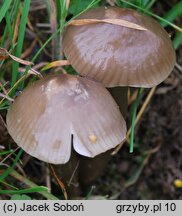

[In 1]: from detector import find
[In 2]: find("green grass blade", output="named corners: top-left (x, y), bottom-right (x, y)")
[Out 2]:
top-left (0, 1), bottom-right (20, 47)
top-left (85, 186), bottom-right (95, 199)
top-left (56, 0), bottom-right (61, 25)
top-left (73, 0), bottom-right (81, 15)
top-left (69, 0), bottom-right (100, 16)
top-left (0, 149), bottom-right (23, 182)
top-left (0, 24), bottom-right (8, 47)
top-left (0, 105), bottom-right (10, 110)
top-left (19, 0), bottom-right (101, 87)
top-left (11, 0), bottom-right (31, 91)
top-left (19, 26), bottom-right (62, 90)
top-left (173, 32), bottom-right (182, 49)
top-left (0, 149), bottom-right (14, 156)
top-left (0, 187), bottom-right (48, 195)
top-left (124, 155), bottom-right (149, 188)
top-left (130, 88), bottom-right (142, 153)
top-left (59, 0), bottom-right (67, 28)
top-left (0, 0), bottom-right (12, 23)
top-left (10, 169), bottom-right (59, 200)
top-left (161, 1), bottom-right (182, 27)
top-left (1, 180), bottom-right (18, 190)
top-left (145, 0), bottom-right (156, 10)
top-left (117, 0), bottom-right (182, 32)
top-left (5, 12), bottom-right (13, 49)
top-left (68, 0), bottom-right (101, 22)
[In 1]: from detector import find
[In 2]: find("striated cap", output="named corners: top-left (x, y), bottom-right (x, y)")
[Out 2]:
top-left (63, 7), bottom-right (176, 87)
top-left (6, 74), bottom-right (126, 164)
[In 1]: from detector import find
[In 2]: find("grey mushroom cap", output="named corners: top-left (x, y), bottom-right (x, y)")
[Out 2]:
top-left (6, 74), bottom-right (126, 164)
top-left (63, 6), bottom-right (176, 87)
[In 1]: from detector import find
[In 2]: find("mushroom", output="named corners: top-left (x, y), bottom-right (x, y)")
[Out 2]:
top-left (6, 74), bottom-right (126, 164)
top-left (62, 6), bottom-right (176, 185)
top-left (63, 6), bottom-right (176, 88)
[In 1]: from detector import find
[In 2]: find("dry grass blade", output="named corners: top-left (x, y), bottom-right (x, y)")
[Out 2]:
top-left (0, 74), bottom-right (29, 106)
top-left (28, 68), bottom-right (42, 77)
top-left (68, 18), bottom-right (147, 31)
top-left (143, 141), bottom-right (161, 155)
top-left (112, 87), bottom-right (156, 155)
top-left (132, 87), bottom-right (156, 129)
top-left (68, 161), bottom-right (79, 187)
top-left (45, 166), bottom-right (51, 193)
top-left (19, 66), bottom-right (43, 77)
top-left (175, 62), bottom-right (182, 73)
top-left (122, 141), bottom-right (161, 191)
top-left (128, 90), bottom-right (138, 106)
top-left (41, 60), bottom-right (70, 71)
top-left (50, 165), bottom-right (68, 200)
top-left (0, 48), bottom-right (9, 60)
top-left (0, 62), bottom-right (46, 105)
top-left (109, 144), bottom-right (160, 199)
top-left (0, 48), bottom-right (33, 66)
top-left (30, 0), bottom-right (46, 11)
top-left (47, 0), bottom-right (57, 60)
top-left (13, 11), bottom-right (21, 45)
top-left (106, 0), bottom-right (116, 6)
top-left (0, 114), bottom-right (7, 129)
top-left (0, 81), bottom-right (9, 96)
top-left (0, 93), bottom-right (14, 102)
top-left (9, 54), bottom-right (33, 66)
top-left (0, 147), bottom-right (20, 165)
top-left (21, 38), bottom-right (38, 59)
top-left (66, 0), bottom-right (70, 10)
top-left (0, 82), bottom-right (14, 102)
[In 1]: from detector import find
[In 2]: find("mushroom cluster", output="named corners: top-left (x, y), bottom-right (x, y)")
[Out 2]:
top-left (6, 6), bottom-right (175, 165)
